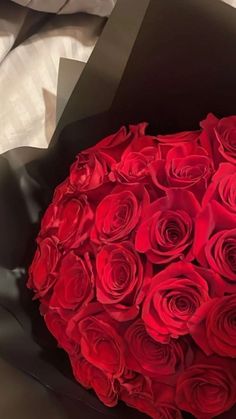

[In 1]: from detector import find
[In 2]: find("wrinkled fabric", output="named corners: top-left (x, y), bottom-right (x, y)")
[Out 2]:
top-left (0, 5), bottom-right (105, 153)
top-left (11, 0), bottom-right (116, 16)
top-left (221, 0), bottom-right (236, 6)
top-left (0, 0), bottom-right (28, 64)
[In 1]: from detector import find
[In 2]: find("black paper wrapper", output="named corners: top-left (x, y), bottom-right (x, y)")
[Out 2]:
top-left (1, 1), bottom-right (236, 418)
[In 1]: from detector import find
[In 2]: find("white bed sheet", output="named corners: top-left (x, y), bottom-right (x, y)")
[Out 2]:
top-left (0, 1), bottom-right (107, 154)
top-left (11, 0), bottom-right (116, 16)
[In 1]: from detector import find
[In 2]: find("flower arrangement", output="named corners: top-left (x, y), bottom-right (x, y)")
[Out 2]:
top-left (28, 114), bottom-right (236, 419)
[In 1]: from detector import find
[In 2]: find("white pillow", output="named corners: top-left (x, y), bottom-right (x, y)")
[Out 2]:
top-left (11, 0), bottom-right (116, 16)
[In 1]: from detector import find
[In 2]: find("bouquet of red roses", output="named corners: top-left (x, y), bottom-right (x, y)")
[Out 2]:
top-left (28, 113), bottom-right (236, 419)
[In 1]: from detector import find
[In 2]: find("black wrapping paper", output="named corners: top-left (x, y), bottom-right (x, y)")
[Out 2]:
top-left (1, 0), bottom-right (236, 418)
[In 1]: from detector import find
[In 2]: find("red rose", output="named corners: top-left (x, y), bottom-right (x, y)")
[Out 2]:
top-left (157, 130), bottom-right (200, 145)
top-left (206, 228), bottom-right (236, 282)
top-left (189, 294), bottom-right (236, 358)
top-left (96, 242), bottom-right (150, 321)
top-left (70, 354), bottom-right (91, 389)
top-left (28, 236), bottom-right (60, 297)
top-left (110, 146), bottom-right (158, 184)
top-left (125, 123), bottom-right (157, 152)
top-left (40, 179), bottom-right (76, 237)
top-left (107, 124), bottom-right (158, 183)
top-left (200, 113), bottom-right (236, 167)
top-left (67, 303), bottom-right (125, 378)
top-left (175, 364), bottom-right (236, 418)
top-left (120, 371), bottom-right (181, 419)
top-left (91, 184), bottom-right (149, 244)
top-left (91, 125), bottom-right (129, 156)
top-left (119, 372), bottom-right (157, 419)
top-left (49, 251), bottom-right (94, 314)
top-left (69, 150), bottom-right (115, 192)
top-left (125, 319), bottom-right (193, 379)
top-left (70, 355), bottom-right (119, 406)
top-left (199, 113), bottom-right (222, 167)
top-left (90, 123), bottom-right (148, 160)
top-left (44, 310), bottom-right (76, 354)
top-left (152, 381), bottom-right (183, 419)
top-left (152, 406), bottom-right (182, 419)
top-left (203, 162), bottom-right (236, 213)
top-left (215, 116), bottom-right (236, 163)
top-left (40, 182), bottom-right (94, 248)
top-left (52, 178), bottom-right (74, 203)
top-left (215, 115), bottom-right (236, 164)
top-left (194, 200), bottom-right (236, 283)
top-left (90, 367), bottom-right (119, 407)
top-left (55, 194), bottom-right (94, 249)
top-left (40, 203), bottom-right (58, 236)
top-left (150, 142), bottom-right (214, 201)
top-left (135, 189), bottom-right (200, 264)
top-left (142, 261), bottom-right (221, 343)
